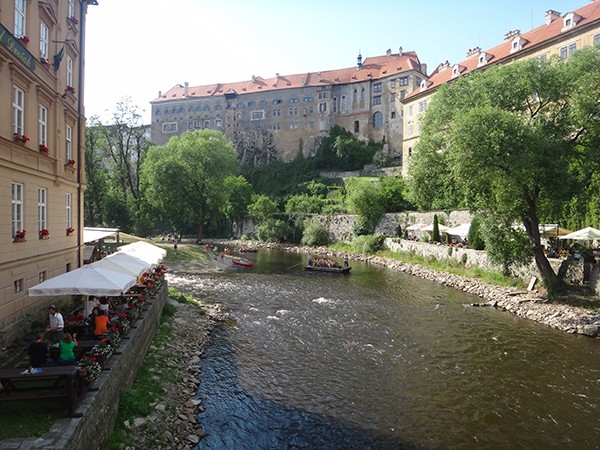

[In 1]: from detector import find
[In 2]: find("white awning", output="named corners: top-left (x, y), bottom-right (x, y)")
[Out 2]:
top-left (83, 227), bottom-right (120, 243)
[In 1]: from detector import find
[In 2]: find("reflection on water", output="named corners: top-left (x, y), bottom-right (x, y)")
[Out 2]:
top-left (169, 250), bottom-right (600, 449)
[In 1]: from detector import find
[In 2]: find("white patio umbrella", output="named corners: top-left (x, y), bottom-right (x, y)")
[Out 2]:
top-left (422, 223), bottom-right (451, 233)
top-left (118, 241), bottom-right (166, 266)
top-left (445, 223), bottom-right (471, 239)
top-left (559, 226), bottom-right (600, 241)
top-left (92, 252), bottom-right (152, 277)
top-left (28, 265), bottom-right (137, 297)
top-left (406, 223), bottom-right (427, 231)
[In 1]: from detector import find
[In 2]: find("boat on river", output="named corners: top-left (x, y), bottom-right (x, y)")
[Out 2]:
top-left (238, 247), bottom-right (257, 253)
top-left (232, 257), bottom-right (253, 267)
top-left (304, 266), bottom-right (351, 274)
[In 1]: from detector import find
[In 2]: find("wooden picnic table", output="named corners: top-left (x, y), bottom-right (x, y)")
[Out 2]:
top-left (0, 366), bottom-right (83, 416)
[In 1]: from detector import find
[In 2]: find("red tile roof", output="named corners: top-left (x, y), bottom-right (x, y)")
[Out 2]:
top-left (406, 1), bottom-right (600, 100)
top-left (152, 52), bottom-right (424, 103)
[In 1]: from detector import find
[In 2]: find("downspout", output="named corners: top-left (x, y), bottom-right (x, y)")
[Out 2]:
top-left (76, 1), bottom-right (85, 268)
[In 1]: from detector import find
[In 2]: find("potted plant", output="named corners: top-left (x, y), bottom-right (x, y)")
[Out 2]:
top-left (39, 144), bottom-right (49, 154)
top-left (39, 229), bottom-right (50, 239)
top-left (65, 86), bottom-right (76, 95)
top-left (78, 355), bottom-right (101, 384)
top-left (14, 230), bottom-right (26, 242)
top-left (68, 16), bottom-right (79, 26)
top-left (66, 227), bottom-right (75, 236)
top-left (66, 159), bottom-right (76, 167)
top-left (13, 133), bottom-right (29, 144)
top-left (18, 35), bottom-right (30, 45)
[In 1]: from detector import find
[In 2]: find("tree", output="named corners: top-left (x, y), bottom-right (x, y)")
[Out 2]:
top-left (408, 48), bottom-right (600, 296)
top-left (379, 176), bottom-right (413, 212)
top-left (84, 117), bottom-right (109, 226)
top-left (223, 176), bottom-right (254, 236)
top-left (432, 214), bottom-right (440, 243)
top-left (140, 130), bottom-right (239, 241)
top-left (345, 178), bottom-right (385, 235)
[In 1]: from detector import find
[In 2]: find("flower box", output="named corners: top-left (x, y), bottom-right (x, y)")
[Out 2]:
top-left (13, 133), bottom-right (29, 144)
top-left (65, 159), bottom-right (76, 167)
top-left (39, 229), bottom-right (50, 239)
top-left (65, 86), bottom-right (76, 95)
top-left (13, 230), bottom-right (26, 242)
top-left (39, 144), bottom-right (49, 154)
top-left (68, 16), bottom-right (79, 26)
top-left (66, 227), bottom-right (75, 236)
top-left (18, 35), bottom-right (29, 45)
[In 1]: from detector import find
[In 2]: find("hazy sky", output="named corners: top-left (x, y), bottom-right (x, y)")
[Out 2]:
top-left (84, 0), bottom-right (588, 123)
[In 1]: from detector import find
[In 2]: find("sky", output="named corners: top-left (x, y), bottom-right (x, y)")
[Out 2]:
top-left (84, 0), bottom-right (589, 124)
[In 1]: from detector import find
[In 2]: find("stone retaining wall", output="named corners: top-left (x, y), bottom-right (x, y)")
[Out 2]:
top-left (0, 283), bottom-right (168, 450)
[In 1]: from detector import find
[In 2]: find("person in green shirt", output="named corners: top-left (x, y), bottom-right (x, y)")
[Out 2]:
top-left (57, 332), bottom-right (77, 364)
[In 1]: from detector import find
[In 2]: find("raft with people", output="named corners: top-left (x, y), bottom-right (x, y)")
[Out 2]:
top-left (305, 256), bottom-right (351, 274)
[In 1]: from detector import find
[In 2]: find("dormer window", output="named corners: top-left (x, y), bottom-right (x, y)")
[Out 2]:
top-left (451, 64), bottom-right (465, 78)
top-left (419, 79), bottom-right (432, 92)
top-left (477, 52), bottom-right (492, 67)
top-left (561, 12), bottom-right (581, 32)
top-left (510, 36), bottom-right (527, 54)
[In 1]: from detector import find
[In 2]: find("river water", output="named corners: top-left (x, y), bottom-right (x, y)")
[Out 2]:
top-left (169, 249), bottom-right (600, 449)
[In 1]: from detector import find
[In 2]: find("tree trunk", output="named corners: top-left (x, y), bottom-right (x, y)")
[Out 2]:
top-left (196, 222), bottom-right (204, 244)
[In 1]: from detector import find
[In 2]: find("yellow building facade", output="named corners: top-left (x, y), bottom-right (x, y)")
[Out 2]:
top-left (402, 1), bottom-right (600, 176)
top-left (0, 0), bottom-right (95, 345)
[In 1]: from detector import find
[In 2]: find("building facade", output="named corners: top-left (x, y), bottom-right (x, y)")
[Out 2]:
top-left (401, 0), bottom-right (600, 176)
top-left (0, 0), bottom-right (95, 344)
top-left (151, 49), bottom-right (427, 164)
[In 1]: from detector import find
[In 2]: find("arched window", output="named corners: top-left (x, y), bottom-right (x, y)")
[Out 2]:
top-left (353, 89), bottom-right (358, 103)
top-left (360, 88), bottom-right (366, 103)
top-left (341, 95), bottom-right (347, 112)
top-left (373, 111), bottom-right (383, 128)
top-left (333, 97), bottom-right (337, 113)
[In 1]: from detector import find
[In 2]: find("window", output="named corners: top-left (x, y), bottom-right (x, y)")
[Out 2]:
top-left (408, 125), bottom-right (413, 136)
top-left (333, 97), bottom-right (337, 113)
top-left (65, 193), bottom-right (72, 228)
top-left (215, 104), bottom-right (222, 110)
top-left (418, 100), bottom-right (428, 113)
top-left (289, 107), bottom-right (298, 116)
top-left (215, 119), bottom-right (223, 128)
top-left (68, 0), bottom-right (75, 17)
top-left (259, 99), bottom-right (267, 106)
top-left (594, 33), bottom-right (600, 46)
top-left (308, 106), bottom-right (314, 114)
top-left (39, 105), bottom-right (48, 146)
top-left (303, 96), bottom-right (313, 102)
top-left (203, 105), bottom-right (210, 111)
top-left (248, 101), bottom-right (256, 107)
top-left (272, 108), bottom-right (282, 117)
top-left (66, 55), bottom-right (73, 88)
top-left (203, 120), bottom-right (210, 128)
top-left (38, 187), bottom-right (47, 233)
top-left (251, 110), bottom-right (264, 120)
top-left (12, 182), bottom-right (24, 237)
top-left (353, 89), bottom-right (358, 103)
top-left (408, 147), bottom-right (412, 157)
top-left (272, 123), bottom-right (281, 130)
top-left (15, 0), bottom-right (26, 37)
top-left (319, 102), bottom-right (327, 112)
top-left (390, 93), bottom-right (395, 103)
top-left (289, 97), bottom-right (299, 103)
top-left (162, 122), bottom-right (177, 133)
top-left (289, 123), bottom-right (299, 129)
top-left (341, 96), bottom-right (347, 112)
top-left (560, 43), bottom-right (577, 60)
top-left (272, 99), bottom-right (282, 104)
top-left (399, 90), bottom-right (406, 100)
top-left (66, 124), bottom-right (72, 160)
top-left (373, 111), bottom-right (383, 128)
top-left (408, 105), bottom-right (413, 116)
top-left (399, 77), bottom-right (409, 86)
top-left (13, 85), bottom-right (24, 135)
top-left (373, 82), bottom-right (382, 93)
top-left (318, 92), bottom-right (327, 100)
top-left (40, 22), bottom-right (49, 59)
top-left (237, 102), bottom-right (244, 109)
top-left (360, 88), bottom-right (365, 103)
top-left (391, 79), bottom-right (396, 88)
top-left (188, 122), bottom-right (194, 130)
top-left (373, 95), bottom-right (382, 105)
top-left (66, 263), bottom-right (71, 272)
top-left (309, 121), bottom-right (314, 129)
top-left (391, 111), bottom-right (396, 119)
top-left (14, 279), bottom-right (23, 294)
top-left (194, 120), bottom-right (201, 129)
top-left (39, 271), bottom-right (46, 283)
top-left (354, 121), bottom-right (360, 133)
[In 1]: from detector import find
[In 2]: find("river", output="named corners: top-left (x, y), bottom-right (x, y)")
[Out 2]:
top-left (168, 249), bottom-right (600, 449)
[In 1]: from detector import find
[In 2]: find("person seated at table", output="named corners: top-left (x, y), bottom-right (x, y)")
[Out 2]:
top-left (46, 304), bottom-right (65, 344)
top-left (94, 309), bottom-right (110, 336)
top-left (57, 332), bottom-right (78, 365)
top-left (27, 334), bottom-right (49, 368)
top-left (98, 297), bottom-right (110, 313)
top-left (85, 296), bottom-right (100, 318)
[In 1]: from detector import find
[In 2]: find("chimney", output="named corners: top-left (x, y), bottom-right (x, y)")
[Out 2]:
top-left (545, 9), bottom-right (561, 25)
top-left (466, 46), bottom-right (481, 57)
top-left (504, 29), bottom-right (521, 41)
top-left (317, 72), bottom-right (322, 81)
top-left (252, 75), bottom-right (256, 82)
top-left (158, 90), bottom-right (162, 97)
top-left (398, 46), bottom-right (403, 56)
top-left (420, 63), bottom-right (427, 75)
top-left (184, 82), bottom-right (189, 97)
top-left (386, 48), bottom-right (392, 56)
top-left (357, 52), bottom-right (363, 70)
top-left (276, 73), bottom-right (279, 78)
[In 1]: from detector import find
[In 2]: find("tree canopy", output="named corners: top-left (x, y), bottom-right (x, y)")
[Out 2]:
top-left (408, 47), bottom-right (600, 295)
top-left (140, 130), bottom-right (240, 240)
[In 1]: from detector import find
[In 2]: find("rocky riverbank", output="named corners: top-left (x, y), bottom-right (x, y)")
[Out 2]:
top-left (207, 239), bottom-right (600, 338)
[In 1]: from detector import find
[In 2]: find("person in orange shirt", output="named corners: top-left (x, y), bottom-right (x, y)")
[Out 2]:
top-left (94, 309), bottom-right (110, 336)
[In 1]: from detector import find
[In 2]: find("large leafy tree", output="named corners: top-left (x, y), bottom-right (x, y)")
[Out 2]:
top-left (408, 48), bottom-right (600, 296)
top-left (222, 175), bottom-right (254, 236)
top-left (141, 130), bottom-right (240, 241)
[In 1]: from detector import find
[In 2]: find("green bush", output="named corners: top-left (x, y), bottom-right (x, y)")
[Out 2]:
top-left (255, 218), bottom-right (293, 243)
top-left (301, 220), bottom-right (330, 246)
top-left (351, 234), bottom-right (386, 254)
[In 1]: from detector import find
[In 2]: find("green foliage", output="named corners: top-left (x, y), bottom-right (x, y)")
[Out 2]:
top-left (140, 130), bottom-right (240, 240)
top-left (468, 214), bottom-right (485, 250)
top-left (301, 219), bottom-right (330, 246)
top-left (345, 178), bottom-right (385, 235)
top-left (248, 194), bottom-right (279, 223)
top-left (315, 125), bottom-right (380, 171)
top-left (255, 218), bottom-right (293, 243)
top-left (351, 234), bottom-right (386, 254)
top-left (223, 175), bottom-right (254, 235)
top-left (285, 193), bottom-right (324, 226)
top-left (379, 176), bottom-right (414, 212)
top-left (482, 217), bottom-right (532, 276)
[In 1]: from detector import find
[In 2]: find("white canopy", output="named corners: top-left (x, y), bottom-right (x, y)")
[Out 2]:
top-left (422, 223), bottom-right (451, 233)
top-left (92, 252), bottom-right (152, 277)
top-left (118, 241), bottom-right (166, 266)
top-left (445, 223), bottom-right (471, 239)
top-left (28, 265), bottom-right (137, 297)
top-left (559, 226), bottom-right (600, 241)
top-left (83, 227), bottom-right (119, 244)
top-left (406, 223), bottom-right (427, 231)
